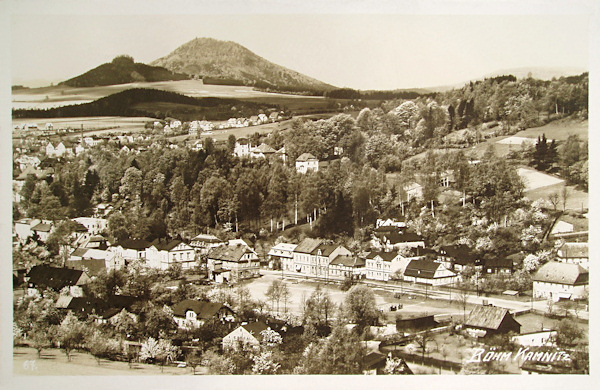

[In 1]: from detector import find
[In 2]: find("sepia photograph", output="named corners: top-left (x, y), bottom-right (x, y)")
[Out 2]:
top-left (1, 0), bottom-right (597, 388)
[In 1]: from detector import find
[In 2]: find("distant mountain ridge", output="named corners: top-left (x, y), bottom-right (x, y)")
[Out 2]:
top-left (151, 37), bottom-right (334, 92)
top-left (60, 55), bottom-right (188, 87)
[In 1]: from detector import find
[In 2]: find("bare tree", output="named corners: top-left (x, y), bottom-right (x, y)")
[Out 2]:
top-left (456, 284), bottom-right (470, 322)
top-left (560, 186), bottom-right (571, 211)
top-left (547, 192), bottom-right (560, 211)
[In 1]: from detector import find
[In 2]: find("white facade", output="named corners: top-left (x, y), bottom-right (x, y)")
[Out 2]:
top-left (532, 280), bottom-right (588, 302)
top-left (146, 242), bottom-right (196, 270)
top-left (73, 217), bottom-right (108, 235)
top-left (295, 155), bottom-right (319, 174)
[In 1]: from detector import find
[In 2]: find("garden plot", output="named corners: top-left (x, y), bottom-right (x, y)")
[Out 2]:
top-left (517, 167), bottom-right (564, 192)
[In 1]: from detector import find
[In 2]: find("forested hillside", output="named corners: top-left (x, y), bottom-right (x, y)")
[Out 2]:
top-left (60, 55), bottom-right (188, 87)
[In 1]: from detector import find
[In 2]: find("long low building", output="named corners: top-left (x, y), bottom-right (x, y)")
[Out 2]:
top-left (532, 261), bottom-right (588, 301)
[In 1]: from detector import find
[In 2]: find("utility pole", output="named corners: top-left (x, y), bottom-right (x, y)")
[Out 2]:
top-left (295, 194), bottom-right (298, 225)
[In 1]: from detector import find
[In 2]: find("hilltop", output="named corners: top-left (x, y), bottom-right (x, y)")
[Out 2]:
top-left (151, 37), bottom-right (334, 93)
top-left (60, 55), bottom-right (189, 87)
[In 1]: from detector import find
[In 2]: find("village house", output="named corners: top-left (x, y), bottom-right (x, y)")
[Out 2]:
top-left (532, 261), bottom-right (588, 301)
top-left (365, 251), bottom-right (401, 282)
top-left (403, 259), bottom-right (459, 286)
top-left (286, 238), bottom-right (352, 278)
top-left (222, 320), bottom-right (276, 351)
top-left (171, 299), bottom-right (235, 329)
top-left (233, 138), bottom-right (252, 157)
top-left (295, 153), bottom-right (319, 174)
top-left (482, 255), bottom-right (514, 275)
top-left (550, 220), bottom-right (574, 235)
top-left (31, 220), bottom-right (54, 243)
top-left (145, 239), bottom-right (196, 270)
top-left (110, 238), bottom-right (152, 265)
top-left (371, 228), bottom-right (425, 252)
top-left (555, 242), bottom-right (588, 269)
top-left (189, 233), bottom-right (224, 254)
top-left (249, 143), bottom-right (277, 159)
top-left (269, 112), bottom-right (281, 122)
top-left (511, 330), bottom-right (557, 348)
top-left (66, 247), bottom-right (113, 276)
top-left (327, 255), bottom-right (366, 280)
top-left (26, 265), bottom-right (91, 297)
top-left (275, 146), bottom-right (287, 164)
top-left (15, 155), bottom-right (41, 171)
top-left (267, 242), bottom-right (298, 270)
top-left (15, 165), bottom-right (54, 182)
top-left (14, 218), bottom-right (44, 243)
top-left (437, 244), bottom-right (481, 272)
top-left (403, 182), bottom-right (423, 201)
top-left (207, 244), bottom-right (260, 284)
top-left (396, 314), bottom-right (439, 333)
top-left (73, 217), bottom-right (108, 235)
top-left (464, 305), bottom-right (521, 338)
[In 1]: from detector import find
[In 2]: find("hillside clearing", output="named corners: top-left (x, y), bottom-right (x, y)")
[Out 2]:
top-left (517, 167), bottom-right (564, 191)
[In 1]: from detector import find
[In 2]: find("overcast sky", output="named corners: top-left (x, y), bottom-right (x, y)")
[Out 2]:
top-left (9, 9), bottom-right (591, 90)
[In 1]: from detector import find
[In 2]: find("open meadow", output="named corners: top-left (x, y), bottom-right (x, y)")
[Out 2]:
top-left (12, 80), bottom-right (330, 111)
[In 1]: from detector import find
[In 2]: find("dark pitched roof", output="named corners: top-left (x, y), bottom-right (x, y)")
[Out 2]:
top-left (363, 352), bottom-right (387, 370)
top-left (483, 257), bottom-right (514, 268)
top-left (533, 262), bottom-right (588, 285)
top-left (378, 231), bottom-right (424, 245)
top-left (407, 247), bottom-right (438, 257)
top-left (294, 238), bottom-right (322, 254)
top-left (171, 299), bottom-right (233, 319)
top-left (116, 238), bottom-right (152, 250)
top-left (557, 242), bottom-right (588, 258)
top-left (330, 255), bottom-right (365, 267)
top-left (150, 238), bottom-right (185, 251)
top-left (242, 320), bottom-right (270, 341)
top-left (465, 305), bottom-right (519, 330)
top-left (31, 222), bottom-right (52, 232)
top-left (366, 251), bottom-right (398, 262)
top-left (208, 245), bottom-right (251, 262)
top-left (439, 244), bottom-right (477, 262)
top-left (27, 265), bottom-right (87, 290)
top-left (403, 260), bottom-right (443, 279)
top-left (70, 248), bottom-right (89, 257)
top-left (296, 153), bottom-right (317, 162)
top-left (65, 258), bottom-right (106, 276)
top-left (311, 243), bottom-right (339, 257)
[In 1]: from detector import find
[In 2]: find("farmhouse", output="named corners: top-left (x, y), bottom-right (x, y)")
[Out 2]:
top-left (403, 260), bottom-right (458, 286)
top-left (371, 229), bottom-right (425, 252)
top-left (295, 153), bottom-right (319, 174)
top-left (110, 239), bottom-right (152, 264)
top-left (437, 244), bottom-right (480, 272)
top-left (26, 265), bottom-right (90, 297)
top-left (249, 143), bottom-right (277, 159)
top-left (66, 248), bottom-right (113, 276)
top-left (207, 244), bottom-right (260, 284)
top-left (464, 305), bottom-right (521, 338)
top-left (532, 261), bottom-right (588, 301)
top-left (222, 320), bottom-right (276, 351)
top-left (171, 299), bottom-right (235, 329)
top-left (556, 242), bottom-right (588, 269)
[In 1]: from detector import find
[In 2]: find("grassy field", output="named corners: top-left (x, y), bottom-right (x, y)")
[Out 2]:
top-left (13, 346), bottom-right (198, 376)
top-left (12, 80), bottom-right (332, 111)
